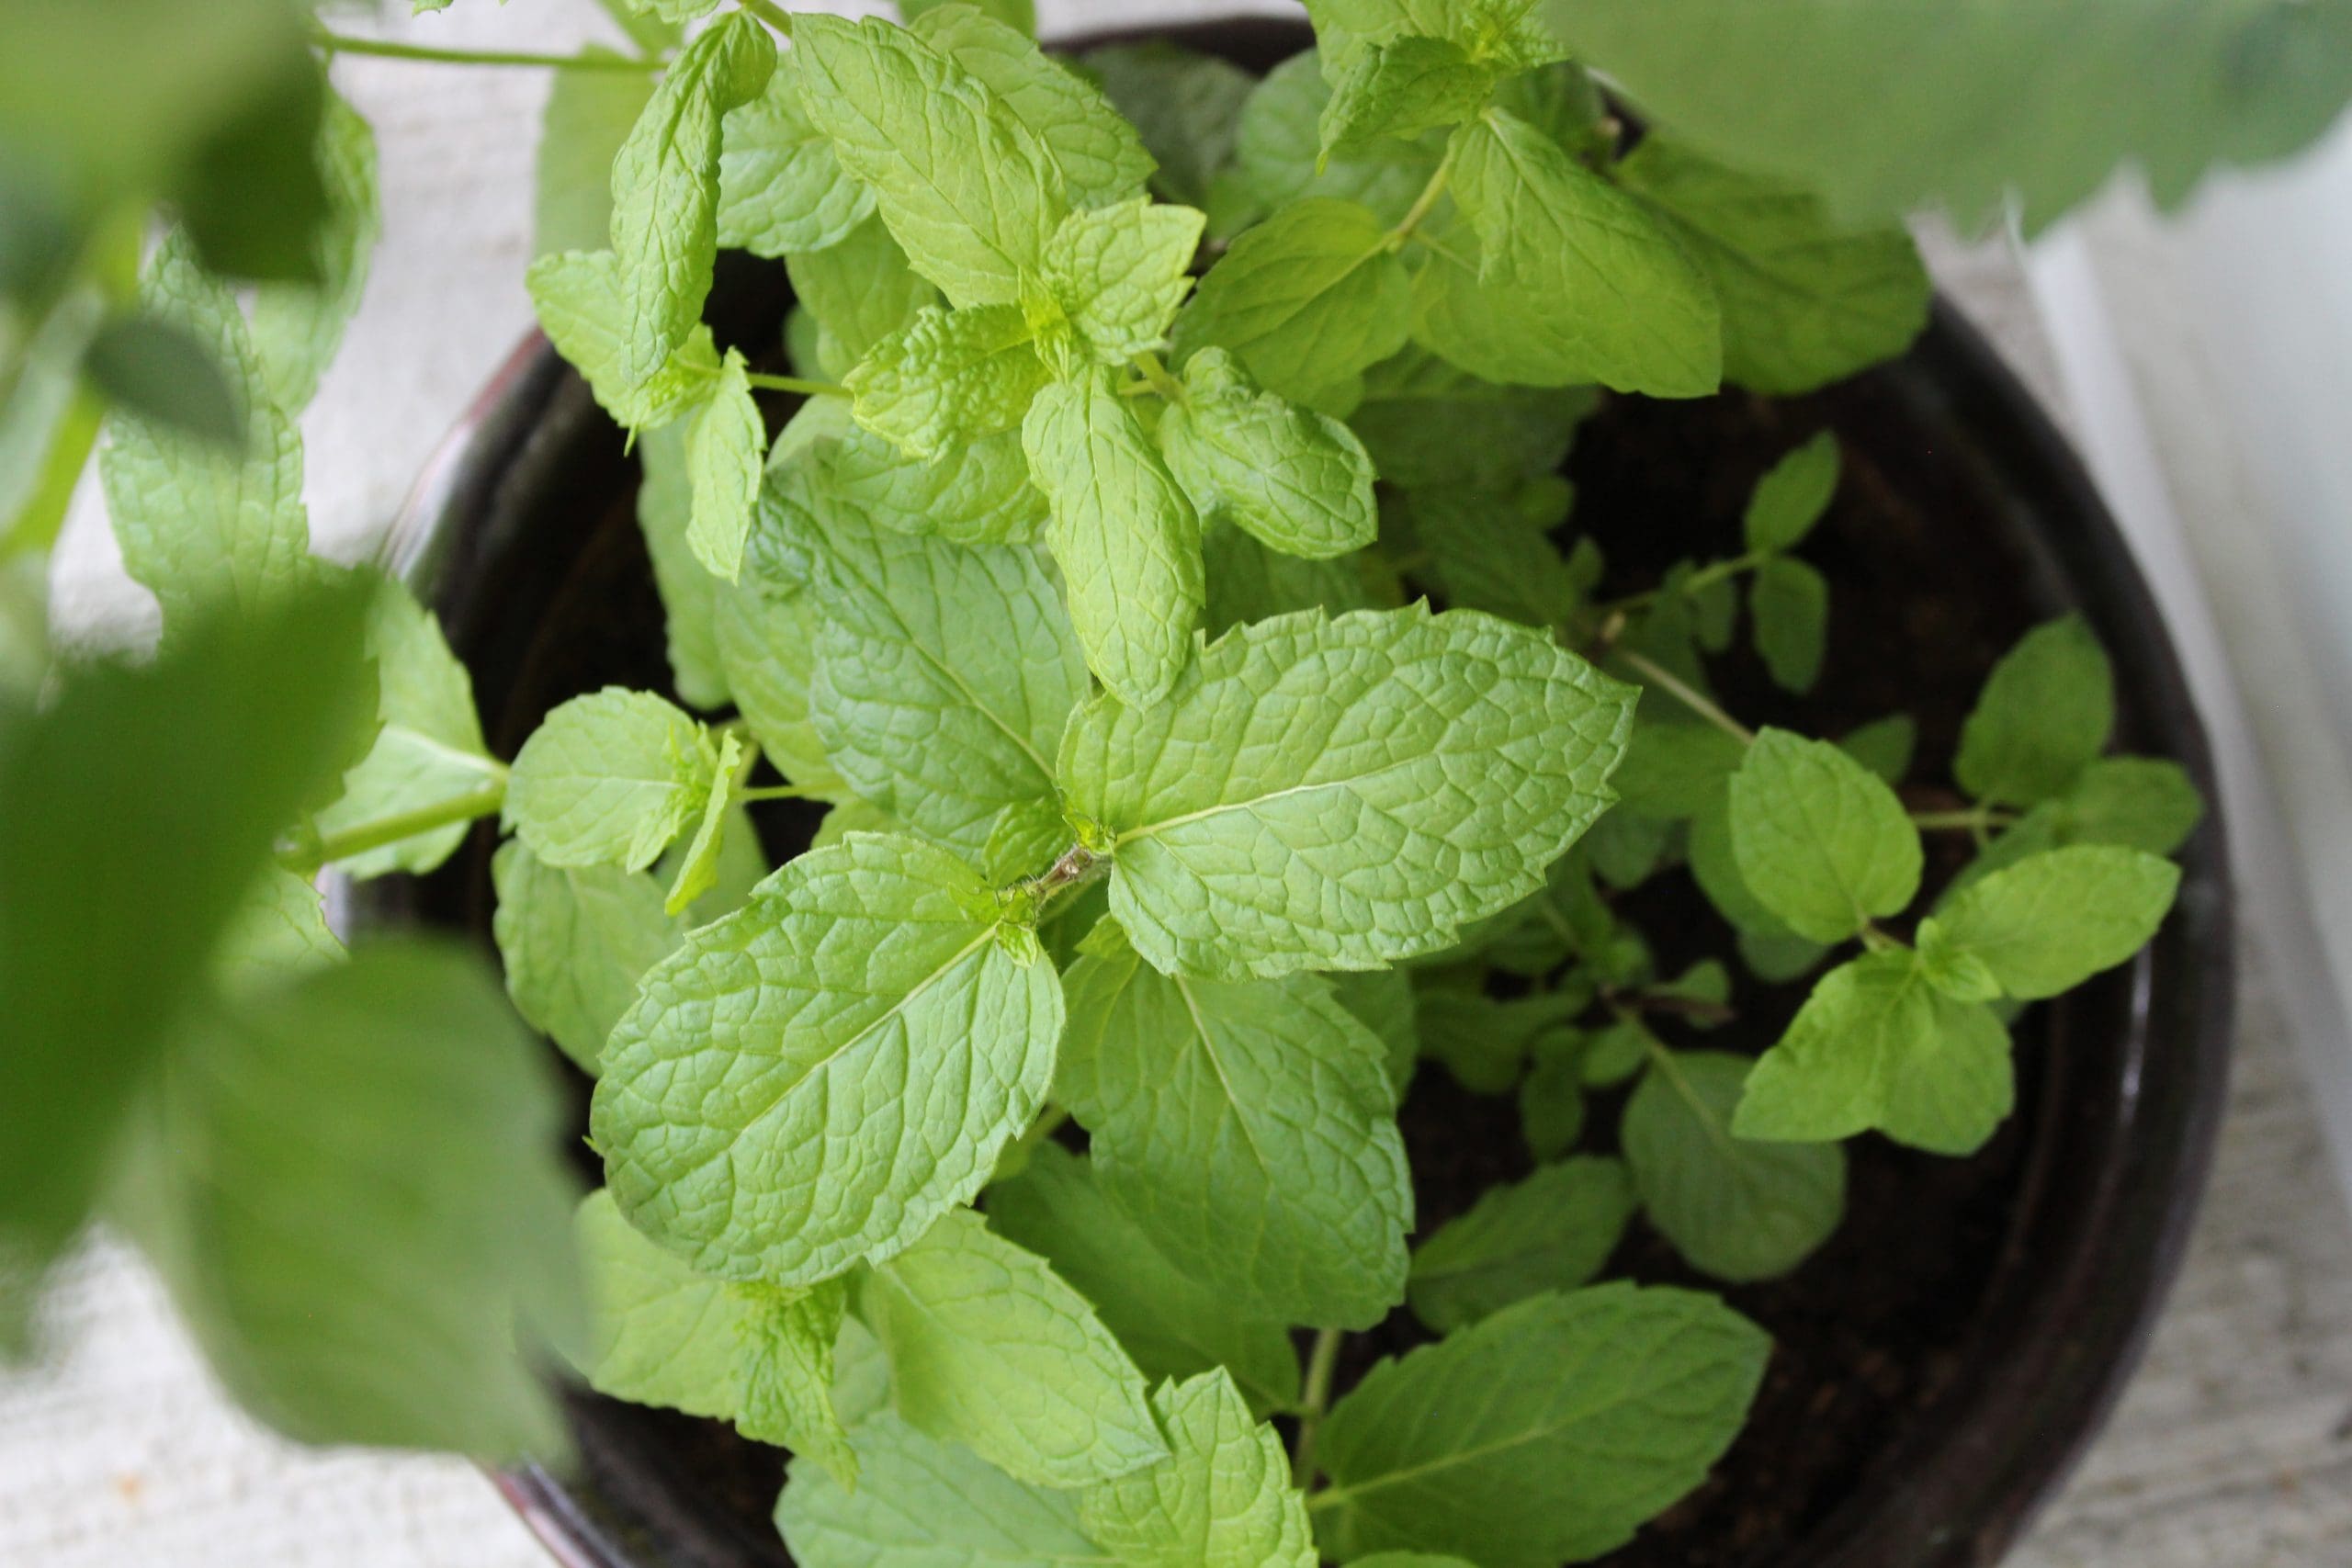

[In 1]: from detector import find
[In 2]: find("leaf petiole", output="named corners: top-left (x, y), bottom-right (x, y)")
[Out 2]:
top-left (1291, 1326), bottom-right (1346, 1489)
top-left (1614, 648), bottom-right (1756, 745)
top-left (742, 370), bottom-right (846, 399)
top-left (286, 775), bottom-right (508, 874)
top-left (1602, 550), bottom-right (1768, 615)
top-left (307, 28), bottom-right (665, 73)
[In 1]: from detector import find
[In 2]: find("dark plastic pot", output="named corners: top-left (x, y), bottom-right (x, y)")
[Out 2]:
top-left (341, 16), bottom-right (2233, 1568)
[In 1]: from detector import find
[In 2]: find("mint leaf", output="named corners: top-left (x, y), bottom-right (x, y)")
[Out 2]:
top-left (1729, 727), bottom-right (1922, 943)
top-left (718, 51), bottom-right (876, 257)
top-left (785, 215), bottom-right (942, 373)
top-left (1420, 108), bottom-right (1720, 396)
top-left (1021, 370), bottom-right (1205, 707)
top-left (1624, 1049), bottom-right (1845, 1281)
top-left (988, 1144), bottom-right (1302, 1415)
top-left (636, 420), bottom-right (730, 709)
top-left (685, 351), bottom-right (763, 581)
top-left (1321, 36), bottom-right (1499, 156)
top-left (1063, 605), bottom-right (1634, 979)
top-left (1086, 42), bottom-right (1256, 211)
top-left (662, 728), bottom-right (742, 915)
top-left (1407, 1157), bottom-right (1635, 1332)
top-left (734, 1278), bottom-right (856, 1483)
top-left (1956, 615), bottom-right (2115, 806)
top-left (1735, 951), bottom-right (2016, 1155)
top-left (1742, 430), bottom-right (1840, 554)
top-left (1920, 844), bottom-right (2179, 1000)
top-left (776, 1409), bottom-right (1100, 1568)
top-left (1041, 197), bottom-right (1205, 361)
top-left (1749, 556), bottom-right (1828, 693)
top-left (505, 688), bottom-right (716, 872)
top-left (861, 1208), bottom-right (1166, 1487)
top-left (1347, 346), bottom-right (1595, 491)
top-left (2051, 755), bottom-right (2204, 855)
top-left (793, 13), bottom-right (1061, 308)
top-left (102, 232), bottom-right (313, 637)
top-left (902, 0), bottom-right (1036, 32)
top-left (1315, 1285), bottom-right (1770, 1567)
top-left (1080, 1370), bottom-right (1317, 1568)
top-left (847, 303), bottom-right (1051, 460)
top-left (1612, 718), bottom-right (1747, 820)
top-left (1839, 713), bottom-right (1917, 785)
top-left (591, 833), bottom-right (1062, 1283)
top-left (1539, 0), bottom-right (2352, 231)
top-left (248, 85), bottom-right (378, 415)
top-left (117, 941), bottom-right (579, 1458)
top-left (1414, 986), bottom-right (1586, 1094)
top-left (1172, 196), bottom-right (1412, 412)
top-left (820, 423), bottom-right (1048, 547)
top-left (1058, 931), bottom-right (1411, 1328)
top-left (1231, 51), bottom-right (1448, 231)
top-left (215, 868), bottom-right (345, 998)
top-left (311, 576), bottom-right (499, 879)
top-left (1392, 474), bottom-right (1582, 627)
top-left (492, 841), bottom-right (681, 1073)
top-left (526, 249), bottom-right (724, 433)
top-left (713, 568), bottom-right (847, 798)
top-left (1202, 520), bottom-right (1374, 634)
top-left (608, 12), bottom-right (775, 389)
top-left (910, 3), bottom-right (1154, 209)
top-left (1520, 1046), bottom-right (1588, 1159)
top-left (1159, 347), bottom-right (1377, 559)
top-left (1616, 135), bottom-right (1928, 394)
top-left (536, 54), bottom-right (657, 258)
top-left (1330, 965), bottom-right (1421, 1098)
top-left (789, 483), bottom-right (1085, 879)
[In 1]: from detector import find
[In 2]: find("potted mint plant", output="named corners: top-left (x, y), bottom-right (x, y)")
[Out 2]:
top-left (5, 0), bottom-right (2283, 1564)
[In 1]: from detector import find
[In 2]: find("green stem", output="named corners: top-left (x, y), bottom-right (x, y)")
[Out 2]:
top-left (1603, 550), bottom-right (1766, 615)
top-left (1911, 805), bottom-right (2016, 831)
top-left (739, 784), bottom-right (830, 803)
top-left (308, 28), bottom-right (662, 72)
top-left (1614, 648), bottom-right (1755, 745)
top-left (743, 370), bottom-right (846, 399)
top-left (289, 776), bottom-right (507, 874)
top-left (1292, 1327), bottom-right (1346, 1489)
top-left (1131, 350), bottom-right (1187, 403)
top-left (739, 0), bottom-right (797, 35)
top-left (1388, 144), bottom-right (1458, 247)
top-left (1012, 1103), bottom-right (1072, 1158)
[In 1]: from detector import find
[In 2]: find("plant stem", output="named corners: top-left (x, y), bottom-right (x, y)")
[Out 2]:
top-left (1292, 1327), bottom-right (1346, 1488)
top-left (1012, 1103), bottom-right (1072, 1157)
top-left (740, 0), bottom-right (797, 36)
top-left (1614, 648), bottom-right (1756, 745)
top-left (743, 370), bottom-right (846, 399)
top-left (1388, 144), bottom-right (1458, 247)
top-left (1131, 349), bottom-right (1187, 402)
top-left (739, 784), bottom-right (830, 803)
top-left (289, 776), bottom-right (507, 874)
top-left (308, 28), bottom-right (662, 72)
top-left (1602, 550), bottom-right (1766, 615)
top-left (1910, 805), bottom-right (2016, 831)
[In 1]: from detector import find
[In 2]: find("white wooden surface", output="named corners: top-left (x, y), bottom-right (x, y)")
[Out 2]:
top-left (10, 4), bottom-right (2352, 1562)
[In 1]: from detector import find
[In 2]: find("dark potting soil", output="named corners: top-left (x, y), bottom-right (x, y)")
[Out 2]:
top-left (418, 364), bottom-right (2064, 1566)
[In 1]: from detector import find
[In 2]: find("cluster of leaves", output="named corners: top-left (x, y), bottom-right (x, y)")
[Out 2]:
top-left (0, 0), bottom-right (2265, 1553)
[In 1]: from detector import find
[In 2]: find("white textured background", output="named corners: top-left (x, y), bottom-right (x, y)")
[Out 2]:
top-left (12, 3), bottom-right (2352, 1563)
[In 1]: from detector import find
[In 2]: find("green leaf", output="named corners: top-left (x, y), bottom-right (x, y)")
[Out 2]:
top-left (2049, 756), bottom-right (2204, 855)
top-left (215, 868), bottom-right (345, 998)
top-left (1330, 966), bottom-right (1421, 1098)
top-left (1624, 1050), bottom-right (1845, 1281)
top-left (636, 420), bottom-right (730, 709)
top-left (988, 1144), bottom-right (1301, 1415)
top-left (1407, 1157), bottom-right (1635, 1333)
top-left (1057, 931), bottom-right (1411, 1329)
top-left (608, 12), bottom-right (775, 389)
top-left (735, 1278), bottom-right (857, 1483)
top-left (1314, 1285), bottom-right (1769, 1567)
top-left (717, 51), bottom-right (876, 257)
top-left (0, 582), bottom-right (373, 1330)
top-left (590, 833), bottom-right (1063, 1283)
top-left (1231, 51), bottom-right (1448, 230)
top-left (1021, 371), bottom-right (1205, 708)
top-left (1612, 718), bottom-right (1747, 821)
top-left (793, 13), bottom-right (1062, 309)
top-left (785, 215), bottom-right (943, 373)
top-left (1347, 345), bottom-right (1595, 491)
top-left (1749, 556), bottom-right (1828, 694)
top-left (1041, 197), bottom-right (1206, 362)
top-left (860, 1208), bottom-right (1166, 1487)
top-left (1320, 35), bottom-right (1498, 156)
top-left (505, 688), bottom-right (716, 872)
top-left (248, 85), bottom-right (379, 414)
top-left (1417, 108), bottom-right (1721, 396)
top-left (1172, 197), bottom-right (1412, 412)
top-left (1160, 347), bottom-right (1377, 559)
top-left (1061, 604), bottom-right (1636, 979)
top-left (1413, 986), bottom-right (1585, 1095)
top-left (1201, 521), bottom-right (1374, 635)
top-left (1742, 431), bottom-right (1840, 554)
top-left (1839, 713), bottom-right (1917, 785)
top-left (536, 51), bottom-right (657, 258)
top-left (1729, 727), bottom-right (1922, 943)
top-left (1920, 844), bottom-right (2179, 1001)
top-left (786, 480), bottom-right (1085, 879)
top-left (684, 352), bottom-right (764, 581)
top-left (1080, 1370), bottom-right (1317, 1568)
top-left (714, 567), bottom-right (845, 796)
top-left (662, 728), bottom-right (742, 916)
top-left (1735, 951), bottom-right (2016, 1155)
top-left (311, 575), bottom-right (500, 879)
top-left (910, 3), bottom-right (1154, 209)
top-left (1392, 474), bottom-right (1581, 627)
top-left (1616, 135), bottom-right (1928, 394)
top-left (820, 423), bottom-right (1048, 547)
top-left (775, 1409), bottom-right (1101, 1568)
top-left (1687, 784), bottom-right (1790, 938)
top-left (118, 941), bottom-right (578, 1458)
top-left (847, 303), bottom-right (1051, 460)
top-left (1538, 0), bottom-right (2352, 231)
top-left (1955, 615), bottom-right (2114, 806)
top-left (526, 249), bottom-right (725, 433)
top-left (102, 232), bottom-right (313, 637)
top-left (904, 0), bottom-right (1037, 35)
top-left (492, 841), bottom-right (681, 1074)
top-left (1520, 1047), bottom-right (1588, 1158)
top-left (1085, 42), bottom-right (1257, 211)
